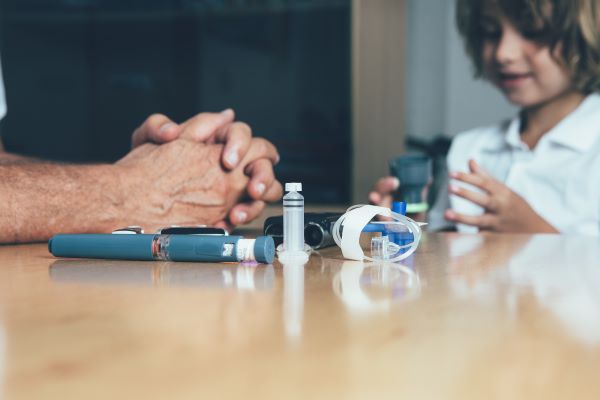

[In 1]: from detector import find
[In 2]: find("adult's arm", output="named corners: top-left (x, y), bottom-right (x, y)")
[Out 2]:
top-left (0, 110), bottom-right (283, 233)
top-left (0, 161), bottom-right (124, 242)
top-left (0, 135), bottom-right (34, 164)
top-left (0, 136), bottom-right (279, 243)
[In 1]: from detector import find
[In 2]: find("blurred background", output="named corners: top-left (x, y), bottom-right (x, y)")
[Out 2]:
top-left (0, 0), bottom-right (514, 205)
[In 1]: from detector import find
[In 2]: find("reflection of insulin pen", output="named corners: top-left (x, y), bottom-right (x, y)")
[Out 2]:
top-left (49, 234), bottom-right (275, 264)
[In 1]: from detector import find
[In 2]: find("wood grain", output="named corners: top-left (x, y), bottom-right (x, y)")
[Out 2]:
top-left (0, 232), bottom-right (599, 399)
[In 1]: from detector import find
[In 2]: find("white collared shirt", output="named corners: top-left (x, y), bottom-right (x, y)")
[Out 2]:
top-left (0, 55), bottom-right (6, 121)
top-left (429, 93), bottom-right (600, 235)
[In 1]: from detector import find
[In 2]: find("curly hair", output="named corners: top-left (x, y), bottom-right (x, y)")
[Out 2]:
top-left (456, 0), bottom-right (600, 93)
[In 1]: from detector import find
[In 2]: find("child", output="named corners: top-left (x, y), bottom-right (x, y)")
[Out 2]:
top-left (370, 0), bottom-right (600, 235)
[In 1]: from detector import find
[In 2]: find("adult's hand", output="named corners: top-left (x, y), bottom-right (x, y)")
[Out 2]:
top-left (218, 137), bottom-right (283, 230)
top-left (115, 137), bottom-right (280, 233)
top-left (131, 110), bottom-right (282, 229)
top-left (132, 109), bottom-right (242, 166)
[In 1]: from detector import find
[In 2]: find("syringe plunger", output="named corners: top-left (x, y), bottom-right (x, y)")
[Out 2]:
top-left (283, 182), bottom-right (304, 252)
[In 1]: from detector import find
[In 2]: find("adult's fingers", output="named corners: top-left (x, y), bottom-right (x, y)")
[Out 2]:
top-left (262, 180), bottom-right (284, 203)
top-left (238, 137), bottom-right (280, 167)
top-left (228, 200), bottom-right (267, 226)
top-left (214, 219), bottom-right (235, 233)
top-left (179, 109), bottom-right (236, 143)
top-left (214, 122), bottom-right (253, 170)
top-left (131, 114), bottom-right (182, 148)
top-left (244, 159), bottom-right (283, 201)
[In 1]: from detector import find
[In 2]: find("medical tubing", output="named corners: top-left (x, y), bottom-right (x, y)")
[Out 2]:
top-left (332, 205), bottom-right (422, 262)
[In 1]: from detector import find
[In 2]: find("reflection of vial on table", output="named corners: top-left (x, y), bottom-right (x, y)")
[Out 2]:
top-left (283, 183), bottom-right (304, 252)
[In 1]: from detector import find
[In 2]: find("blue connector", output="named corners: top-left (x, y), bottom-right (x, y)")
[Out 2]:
top-left (390, 202), bottom-right (413, 253)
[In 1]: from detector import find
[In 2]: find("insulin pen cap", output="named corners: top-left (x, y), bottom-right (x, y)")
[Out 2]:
top-left (254, 236), bottom-right (276, 264)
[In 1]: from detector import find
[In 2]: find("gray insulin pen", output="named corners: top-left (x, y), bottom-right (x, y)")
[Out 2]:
top-left (49, 234), bottom-right (275, 264)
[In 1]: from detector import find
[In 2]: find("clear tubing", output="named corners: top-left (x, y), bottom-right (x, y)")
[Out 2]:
top-left (283, 184), bottom-right (304, 252)
top-left (332, 204), bottom-right (422, 263)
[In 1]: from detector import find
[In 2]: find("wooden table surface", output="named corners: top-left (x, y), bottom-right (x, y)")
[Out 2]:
top-left (1, 232), bottom-right (599, 399)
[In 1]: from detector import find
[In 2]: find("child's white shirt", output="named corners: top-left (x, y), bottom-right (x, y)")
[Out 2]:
top-left (429, 93), bottom-right (600, 235)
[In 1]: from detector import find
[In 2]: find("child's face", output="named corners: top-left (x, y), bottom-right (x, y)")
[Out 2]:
top-left (480, 14), bottom-right (574, 108)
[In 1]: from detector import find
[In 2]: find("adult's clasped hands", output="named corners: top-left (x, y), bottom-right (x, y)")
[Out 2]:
top-left (117, 109), bottom-right (282, 232)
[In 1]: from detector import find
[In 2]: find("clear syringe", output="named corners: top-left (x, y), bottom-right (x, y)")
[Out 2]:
top-left (283, 182), bottom-right (305, 252)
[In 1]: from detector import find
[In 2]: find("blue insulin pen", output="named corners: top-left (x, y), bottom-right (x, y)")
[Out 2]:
top-left (49, 231), bottom-right (275, 264)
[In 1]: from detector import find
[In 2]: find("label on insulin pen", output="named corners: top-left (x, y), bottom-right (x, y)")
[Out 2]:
top-left (236, 239), bottom-right (256, 262)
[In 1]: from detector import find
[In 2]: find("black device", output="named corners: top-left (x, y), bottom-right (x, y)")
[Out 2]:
top-left (389, 154), bottom-right (432, 205)
top-left (263, 212), bottom-right (342, 250)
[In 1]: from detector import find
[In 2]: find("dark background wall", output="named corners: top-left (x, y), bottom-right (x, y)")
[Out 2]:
top-left (0, 0), bottom-right (351, 203)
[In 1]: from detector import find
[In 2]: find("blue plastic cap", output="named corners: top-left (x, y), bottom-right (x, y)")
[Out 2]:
top-left (254, 236), bottom-right (275, 264)
top-left (392, 201), bottom-right (407, 215)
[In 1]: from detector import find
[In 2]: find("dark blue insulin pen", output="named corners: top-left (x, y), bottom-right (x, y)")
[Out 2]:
top-left (49, 227), bottom-right (275, 264)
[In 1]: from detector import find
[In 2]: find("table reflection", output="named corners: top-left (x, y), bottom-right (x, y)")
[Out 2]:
top-left (0, 324), bottom-right (4, 400)
top-left (49, 260), bottom-right (275, 291)
top-left (279, 253), bottom-right (312, 343)
top-left (283, 264), bottom-right (304, 342)
top-left (447, 234), bottom-right (600, 345)
top-left (332, 261), bottom-right (421, 313)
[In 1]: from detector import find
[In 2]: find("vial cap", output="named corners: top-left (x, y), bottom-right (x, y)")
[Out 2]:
top-left (285, 182), bottom-right (302, 192)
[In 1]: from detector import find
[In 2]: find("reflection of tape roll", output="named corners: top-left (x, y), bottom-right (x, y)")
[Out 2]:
top-left (332, 205), bottom-right (422, 262)
top-left (332, 261), bottom-right (421, 312)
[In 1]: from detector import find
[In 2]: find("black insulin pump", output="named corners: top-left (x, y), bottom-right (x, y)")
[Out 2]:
top-left (263, 212), bottom-right (342, 250)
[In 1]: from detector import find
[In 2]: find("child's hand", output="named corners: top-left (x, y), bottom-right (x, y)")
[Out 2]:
top-left (444, 159), bottom-right (558, 233)
top-left (368, 176), bottom-right (400, 208)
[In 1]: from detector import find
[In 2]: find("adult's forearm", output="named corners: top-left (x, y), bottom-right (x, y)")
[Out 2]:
top-left (0, 153), bottom-right (38, 164)
top-left (0, 144), bottom-right (39, 164)
top-left (0, 162), bottom-right (125, 243)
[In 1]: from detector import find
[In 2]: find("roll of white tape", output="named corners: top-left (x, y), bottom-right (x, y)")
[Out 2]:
top-left (332, 205), bottom-right (422, 262)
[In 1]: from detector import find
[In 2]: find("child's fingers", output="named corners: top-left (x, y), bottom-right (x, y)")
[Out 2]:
top-left (369, 191), bottom-right (381, 205)
top-left (444, 209), bottom-right (496, 229)
top-left (448, 184), bottom-right (496, 211)
top-left (449, 171), bottom-right (493, 193)
top-left (369, 191), bottom-right (394, 208)
top-left (468, 159), bottom-right (492, 177)
top-left (374, 176), bottom-right (400, 195)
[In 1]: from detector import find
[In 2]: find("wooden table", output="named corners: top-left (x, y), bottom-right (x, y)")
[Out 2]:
top-left (1, 232), bottom-right (599, 399)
